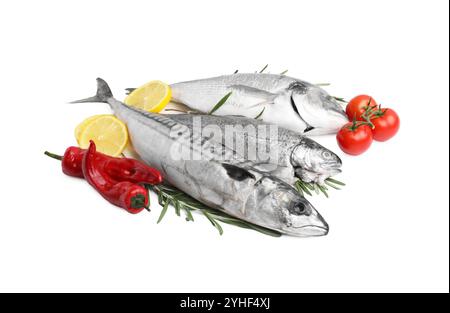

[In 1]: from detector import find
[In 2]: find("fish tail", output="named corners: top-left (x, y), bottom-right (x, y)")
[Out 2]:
top-left (70, 78), bottom-right (113, 103)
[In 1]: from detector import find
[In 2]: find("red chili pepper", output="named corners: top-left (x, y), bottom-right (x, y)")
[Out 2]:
top-left (103, 157), bottom-right (162, 185)
top-left (107, 182), bottom-right (150, 214)
top-left (44, 147), bottom-right (162, 185)
top-left (82, 141), bottom-right (149, 214)
top-left (45, 148), bottom-right (85, 178)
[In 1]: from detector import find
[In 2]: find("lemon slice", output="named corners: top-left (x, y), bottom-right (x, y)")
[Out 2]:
top-left (78, 115), bottom-right (128, 156)
top-left (124, 80), bottom-right (171, 113)
top-left (74, 114), bottom-right (110, 144)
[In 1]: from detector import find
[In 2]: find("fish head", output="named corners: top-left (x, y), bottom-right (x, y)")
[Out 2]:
top-left (250, 175), bottom-right (329, 237)
top-left (290, 83), bottom-right (348, 134)
top-left (290, 138), bottom-right (342, 183)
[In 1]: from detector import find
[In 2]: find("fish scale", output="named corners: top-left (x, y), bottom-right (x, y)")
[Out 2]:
top-left (167, 114), bottom-right (342, 185)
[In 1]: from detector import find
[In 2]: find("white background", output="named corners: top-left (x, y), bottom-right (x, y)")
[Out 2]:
top-left (0, 0), bottom-right (448, 293)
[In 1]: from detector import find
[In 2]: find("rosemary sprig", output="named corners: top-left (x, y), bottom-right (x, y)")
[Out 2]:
top-left (174, 200), bottom-right (181, 216)
top-left (295, 185), bottom-right (304, 196)
top-left (317, 184), bottom-right (329, 198)
top-left (209, 92), bottom-right (232, 115)
top-left (259, 64), bottom-right (269, 73)
top-left (157, 200), bottom-right (169, 224)
top-left (280, 70), bottom-right (288, 75)
top-left (254, 107), bottom-right (265, 120)
top-left (325, 180), bottom-right (341, 190)
top-left (295, 181), bottom-right (313, 197)
top-left (183, 207), bottom-right (194, 221)
top-left (333, 97), bottom-right (347, 103)
top-left (313, 183), bottom-right (320, 195)
top-left (148, 184), bottom-right (282, 237)
top-left (202, 211), bottom-right (224, 235)
top-left (294, 178), bottom-right (345, 198)
top-left (326, 177), bottom-right (346, 186)
top-left (304, 182), bottom-right (315, 191)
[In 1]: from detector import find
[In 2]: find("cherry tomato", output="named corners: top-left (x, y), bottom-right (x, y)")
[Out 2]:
top-left (346, 95), bottom-right (378, 121)
top-left (337, 122), bottom-right (373, 156)
top-left (370, 108), bottom-right (400, 141)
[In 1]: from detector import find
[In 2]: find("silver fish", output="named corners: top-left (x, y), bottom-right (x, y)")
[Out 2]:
top-left (139, 73), bottom-right (348, 135)
top-left (72, 78), bottom-right (329, 237)
top-left (167, 114), bottom-right (342, 185)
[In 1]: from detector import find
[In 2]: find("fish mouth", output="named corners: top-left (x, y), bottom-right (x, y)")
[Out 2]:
top-left (287, 209), bottom-right (330, 237)
top-left (294, 167), bottom-right (341, 183)
top-left (320, 167), bottom-right (342, 176)
top-left (292, 225), bottom-right (329, 237)
top-left (319, 157), bottom-right (343, 175)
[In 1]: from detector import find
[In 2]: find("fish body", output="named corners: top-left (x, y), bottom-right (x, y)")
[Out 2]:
top-left (168, 73), bottom-right (348, 135)
top-left (168, 114), bottom-right (342, 185)
top-left (72, 78), bottom-right (329, 237)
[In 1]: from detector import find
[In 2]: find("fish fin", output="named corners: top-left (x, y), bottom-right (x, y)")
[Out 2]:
top-left (222, 164), bottom-right (256, 181)
top-left (239, 163), bottom-right (296, 185)
top-left (290, 96), bottom-right (315, 133)
top-left (227, 115), bottom-right (248, 118)
top-left (70, 78), bottom-right (113, 103)
top-left (237, 162), bottom-right (273, 172)
top-left (228, 85), bottom-right (278, 102)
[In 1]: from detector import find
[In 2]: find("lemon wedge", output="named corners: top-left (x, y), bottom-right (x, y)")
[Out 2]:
top-left (124, 80), bottom-right (171, 113)
top-left (78, 115), bottom-right (128, 156)
top-left (74, 114), bottom-right (110, 144)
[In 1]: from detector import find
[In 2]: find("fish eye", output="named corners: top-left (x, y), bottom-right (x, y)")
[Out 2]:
top-left (322, 151), bottom-right (332, 159)
top-left (291, 202), bottom-right (307, 215)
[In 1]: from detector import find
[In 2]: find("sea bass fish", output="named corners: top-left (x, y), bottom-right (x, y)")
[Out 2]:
top-left (167, 114), bottom-right (342, 185)
top-left (142, 73), bottom-right (348, 135)
top-left (73, 78), bottom-right (329, 237)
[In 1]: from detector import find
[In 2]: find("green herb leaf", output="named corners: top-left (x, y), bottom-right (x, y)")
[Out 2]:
top-left (209, 92), bottom-right (232, 115)
top-left (326, 178), bottom-right (346, 186)
top-left (183, 207), bottom-right (194, 222)
top-left (317, 185), bottom-right (329, 198)
top-left (202, 211), bottom-right (224, 235)
top-left (148, 184), bottom-right (281, 237)
top-left (325, 180), bottom-right (341, 190)
top-left (174, 201), bottom-right (181, 216)
top-left (294, 179), bottom-right (344, 198)
top-left (254, 107), bottom-right (265, 120)
top-left (313, 183), bottom-right (320, 195)
top-left (304, 182), bottom-right (315, 191)
top-left (280, 70), bottom-right (288, 75)
top-left (295, 184), bottom-right (304, 196)
top-left (296, 181), bottom-right (313, 196)
top-left (259, 64), bottom-right (269, 73)
top-left (157, 193), bottom-right (165, 206)
top-left (157, 200), bottom-right (170, 224)
top-left (333, 97), bottom-right (347, 103)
